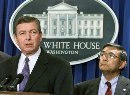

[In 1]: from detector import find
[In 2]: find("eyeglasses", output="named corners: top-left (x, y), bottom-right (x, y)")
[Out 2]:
top-left (99, 51), bottom-right (119, 59)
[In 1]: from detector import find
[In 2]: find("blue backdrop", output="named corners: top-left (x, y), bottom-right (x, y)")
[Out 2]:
top-left (0, 0), bottom-right (130, 84)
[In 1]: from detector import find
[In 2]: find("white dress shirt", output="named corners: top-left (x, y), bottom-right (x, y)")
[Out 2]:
top-left (17, 47), bottom-right (41, 91)
top-left (98, 74), bottom-right (119, 95)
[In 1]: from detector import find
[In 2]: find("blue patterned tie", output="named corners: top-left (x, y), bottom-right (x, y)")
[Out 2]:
top-left (19, 57), bottom-right (30, 92)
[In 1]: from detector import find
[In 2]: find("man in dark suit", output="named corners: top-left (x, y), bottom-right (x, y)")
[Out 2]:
top-left (0, 51), bottom-right (10, 63)
top-left (74, 43), bottom-right (130, 95)
top-left (0, 16), bottom-right (73, 95)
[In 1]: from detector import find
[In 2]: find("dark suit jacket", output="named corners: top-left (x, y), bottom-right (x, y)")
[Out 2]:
top-left (0, 51), bottom-right (10, 63)
top-left (74, 76), bottom-right (130, 95)
top-left (0, 49), bottom-right (73, 95)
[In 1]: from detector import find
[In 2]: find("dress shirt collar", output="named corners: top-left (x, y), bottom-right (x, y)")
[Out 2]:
top-left (18, 47), bottom-right (41, 74)
top-left (100, 74), bottom-right (119, 89)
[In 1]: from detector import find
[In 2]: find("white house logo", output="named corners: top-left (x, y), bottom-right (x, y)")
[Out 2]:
top-left (9, 0), bottom-right (119, 65)
top-left (24, 2), bottom-right (103, 39)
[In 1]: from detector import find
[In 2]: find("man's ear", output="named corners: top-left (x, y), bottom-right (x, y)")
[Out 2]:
top-left (119, 61), bottom-right (127, 69)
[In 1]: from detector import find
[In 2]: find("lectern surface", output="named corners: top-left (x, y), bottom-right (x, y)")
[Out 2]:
top-left (0, 91), bottom-right (51, 95)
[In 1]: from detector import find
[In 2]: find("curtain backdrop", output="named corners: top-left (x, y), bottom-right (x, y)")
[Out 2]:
top-left (0, 0), bottom-right (130, 84)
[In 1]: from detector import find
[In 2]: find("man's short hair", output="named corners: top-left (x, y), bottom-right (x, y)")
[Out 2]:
top-left (14, 16), bottom-right (41, 35)
top-left (102, 43), bottom-right (127, 61)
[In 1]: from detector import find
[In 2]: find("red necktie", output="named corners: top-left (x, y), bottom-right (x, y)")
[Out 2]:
top-left (105, 82), bottom-right (112, 95)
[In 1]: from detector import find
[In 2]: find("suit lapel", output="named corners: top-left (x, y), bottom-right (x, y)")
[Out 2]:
top-left (11, 56), bottom-right (20, 78)
top-left (24, 50), bottom-right (48, 91)
top-left (114, 76), bottom-right (129, 95)
top-left (85, 78), bottom-right (100, 95)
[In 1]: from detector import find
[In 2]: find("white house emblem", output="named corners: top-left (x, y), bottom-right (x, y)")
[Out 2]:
top-left (9, 0), bottom-right (118, 65)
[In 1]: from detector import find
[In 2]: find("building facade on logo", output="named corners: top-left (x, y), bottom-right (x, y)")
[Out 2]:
top-left (24, 2), bottom-right (104, 39)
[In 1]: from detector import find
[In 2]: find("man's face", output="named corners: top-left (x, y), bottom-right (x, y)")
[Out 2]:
top-left (99, 46), bottom-right (124, 73)
top-left (15, 22), bottom-right (42, 56)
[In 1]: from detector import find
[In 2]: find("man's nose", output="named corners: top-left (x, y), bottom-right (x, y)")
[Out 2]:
top-left (26, 32), bottom-right (31, 40)
top-left (102, 54), bottom-right (108, 60)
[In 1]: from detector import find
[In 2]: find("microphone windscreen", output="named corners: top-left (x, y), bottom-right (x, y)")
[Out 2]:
top-left (6, 74), bottom-right (24, 91)
top-left (15, 74), bottom-right (24, 84)
top-left (0, 74), bottom-right (11, 85)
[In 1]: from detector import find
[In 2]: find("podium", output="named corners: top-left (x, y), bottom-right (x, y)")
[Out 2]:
top-left (0, 91), bottom-right (52, 95)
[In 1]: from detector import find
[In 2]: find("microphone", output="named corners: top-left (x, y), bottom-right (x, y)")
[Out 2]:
top-left (0, 75), bottom-right (11, 90)
top-left (7, 74), bottom-right (24, 91)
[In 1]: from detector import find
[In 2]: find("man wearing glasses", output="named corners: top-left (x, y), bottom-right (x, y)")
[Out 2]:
top-left (74, 43), bottom-right (130, 95)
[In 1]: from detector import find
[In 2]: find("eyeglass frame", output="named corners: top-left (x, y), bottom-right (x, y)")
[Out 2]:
top-left (99, 51), bottom-right (120, 60)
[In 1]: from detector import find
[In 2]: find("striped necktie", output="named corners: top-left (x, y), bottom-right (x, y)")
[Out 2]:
top-left (105, 82), bottom-right (112, 95)
top-left (19, 57), bottom-right (30, 92)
